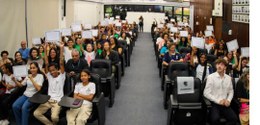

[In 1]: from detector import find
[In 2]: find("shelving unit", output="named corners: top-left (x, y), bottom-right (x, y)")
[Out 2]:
top-left (232, 0), bottom-right (249, 24)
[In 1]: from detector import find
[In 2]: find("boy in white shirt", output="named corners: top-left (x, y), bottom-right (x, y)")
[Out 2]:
top-left (66, 69), bottom-right (95, 125)
top-left (33, 42), bottom-right (65, 125)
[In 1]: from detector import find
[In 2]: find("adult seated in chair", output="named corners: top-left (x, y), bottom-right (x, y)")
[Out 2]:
top-left (33, 43), bottom-right (66, 125)
top-left (0, 63), bottom-right (22, 125)
top-left (12, 62), bottom-right (45, 125)
top-left (162, 43), bottom-right (183, 67)
top-left (65, 49), bottom-right (89, 83)
top-left (66, 69), bottom-right (96, 125)
top-left (18, 40), bottom-right (30, 61)
top-left (96, 41), bottom-right (119, 73)
top-left (203, 58), bottom-right (238, 125)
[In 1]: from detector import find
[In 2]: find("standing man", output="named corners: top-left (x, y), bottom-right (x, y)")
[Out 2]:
top-left (139, 16), bottom-right (144, 32)
top-left (18, 40), bottom-right (30, 61)
top-left (204, 58), bottom-right (238, 125)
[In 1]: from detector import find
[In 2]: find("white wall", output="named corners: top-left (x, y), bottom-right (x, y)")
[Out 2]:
top-left (126, 12), bottom-right (165, 32)
top-left (74, 1), bottom-right (103, 26)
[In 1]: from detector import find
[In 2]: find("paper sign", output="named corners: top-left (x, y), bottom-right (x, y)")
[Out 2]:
top-left (110, 17), bottom-right (115, 20)
top-left (171, 19), bottom-right (175, 22)
top-left (178, 22), bottom-right (184, 26)
top-left (122, 20), bottom-right (126, 23)
top-left (83, 24), bottom-right (92, 29)
top-left (177, 77), bottom-right (194, 95)
top-left (61, 28), bottom-right (72, 36)
top-left (32, 38), bottom-right (42, 45)
top-left (101, 20), bottom-right (109, 26)
top-left (191, 37), bottom-right (205, 49)
top-left (226, 39), bottom-right (239, 52)
top-left (105, 13), bottom-right (109, 17)
top-left (204, 30), bottom-right (213, 37)
top-left (13, 65), bottom-right (28, 77)
top-left (90, 29), bottom-right (98, 37)
top-left (164, 16), bottom-right (168, 19)
top-left (170, 27), bottom-right (178, 33)
top-left (71, 24), bottom-right (82, 32)
top-left (116, 22), bottom-right (122, 27)
top-left (158, 24), bottom-right (164, 28)
top-left (206, 25), bottom-right (214, 31)
top-left (167, 23), bottom-right (174, 28)
top-left (82, 31), bottom-right (92, 39)
top-left (116, 15), bottom-right (120, 19)
top-left (180, 31), bottom-right (188, 37)
top-left (241, 47), bottom-right (249, 57)
top-left (45, 31), bottom-right (60, 42)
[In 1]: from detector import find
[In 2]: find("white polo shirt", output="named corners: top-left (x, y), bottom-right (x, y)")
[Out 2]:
top-left (47, 72), bottom-right (66, 102)
top-left (74, 82), bottom-right (96, 106)
top-left (203, 72), bottom-right (234, 104)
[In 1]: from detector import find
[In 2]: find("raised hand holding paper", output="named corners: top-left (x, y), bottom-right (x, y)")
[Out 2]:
top-left (82, 31), bottom-right (92, 39)
top-left (206, 25), bottom-right (214, 31)
top-left (45, 31), bottom-right (60, 42)
top-left (32, 38), bottom-right (42, 45)
top-left (61, 28), bottom-right (72, 36)
top-left (191, 37), bottom-right (205, 49)
top-left (170, 27), bottom-right (178, 33)
top-left (180, 31), bottom-right (188, 37)
top-left (204, 30), bottom-right (213, 37)
top-left (83, 24), bottom-right (92, 29)
top-left (71, 24), bottom-right (82, 32)
top-left (226, 39), bottom-right (239, 52)
top-left (90, 29), bottom-right (98, 37)
top-left (13, 65), bottom-right (28, 77)
top-left (241, 47), bottom-right (249, 57)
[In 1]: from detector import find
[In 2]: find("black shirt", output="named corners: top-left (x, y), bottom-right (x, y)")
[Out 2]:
top-left (65, 58), bottom-right (89, 74)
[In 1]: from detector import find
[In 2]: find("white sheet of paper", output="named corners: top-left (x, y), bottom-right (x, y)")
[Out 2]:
top-left (101, 20), bottom-right (109, 26)
top-left (164, 16), bottom-right (168, 19)
top-left (180, 31), bottom-right (188, 37)
top-left (90, 29), bottom-right (98, 37)
top-left (171, 19), bottom-right (175, 22)
top-left (177, 77), bottom-right (194, 95)
top-left (191, 37), bottom-right (205, 49)
top-left (116, 15), bottom-right (120, 19)
top-left (241, 47), bottom-right (249, 57)
top-left (170, 27), bottom-right (178, 33)
top-left (129, 31), bottom-right (133, 35)
top-left (158, 24), bottom-right (163, 28)
top-left (206, 25), bottom-right (214, 31)
top-left (178, 22), bottom-right (184, 26)
top-left (110, 17), bottom-right (115, 20)
top-left (226, 39), bottom-right (239, 52)
top-left (13, 65), bottom-right (28, 77)
top-left (61, 28), bottom-right (72, 36)
top-left (32, 38), bottom-right (41, 45)
top-left (167, 23), bottom-right (174, 28)
top-left (122, 20), bottom-right (126, 23)
top-left (83, 24), bottom-right (92, 29)
top-left (71, 24), bottom-right (82, 32)
top-left (82, 31), bottom-right (93, 39)
top-left (116, 22), bottom-right (121, 27)
top-left (45, 31), bottom-right (60, 42)
top-left (204, 30), bottom-right (213, 37)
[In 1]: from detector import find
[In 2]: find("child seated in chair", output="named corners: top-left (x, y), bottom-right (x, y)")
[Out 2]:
top-left (66, 69), bottom-right (96, 125)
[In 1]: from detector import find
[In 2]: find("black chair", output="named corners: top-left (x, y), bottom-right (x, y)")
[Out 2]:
top-left (90, 59), bottom-right (115, 107)
top-left (118, 40), bottom-right (130, 67)
top-left (202, 78), bottom-right (240, 125)
top-left (117, 41), bottom-right (126, 76)
top-left (163, 62), bottom-right (190, 109)
top-left (113, 51), bottom-right (122, 89)
top-left (167, 77), bottom-right (207, 125)
top-left (179, 47), bottom-right (191, 58)
top-left (58, 73), bottom-right (106, 125)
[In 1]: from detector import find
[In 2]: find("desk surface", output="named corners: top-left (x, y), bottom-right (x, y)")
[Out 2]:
top-left (58, 96), bottom-right (83, 108)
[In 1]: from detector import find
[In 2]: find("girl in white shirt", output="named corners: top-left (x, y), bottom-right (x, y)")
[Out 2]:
top-left (82, 43), bottom-right (95, 66)
top-left (12, 62), bottom-right (44, 125)
top-left (67, 69), bottom-right (96, 125)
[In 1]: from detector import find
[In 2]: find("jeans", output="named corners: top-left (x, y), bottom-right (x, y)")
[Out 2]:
top-left (12, 95), bottom-right (33, 125)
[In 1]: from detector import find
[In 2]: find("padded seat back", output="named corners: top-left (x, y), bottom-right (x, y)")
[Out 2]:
top-left (167, 62), bottom-right (189, 80)
top-left (118, 40), bottom-right (127, 50)
top-left (90, 73), bottom-right (101, 96)
top-left (90, 59), bottom-right (112, 78)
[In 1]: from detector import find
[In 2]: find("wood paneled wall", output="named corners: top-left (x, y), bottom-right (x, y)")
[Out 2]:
top-left (191, 0), bottom-right (249, 47)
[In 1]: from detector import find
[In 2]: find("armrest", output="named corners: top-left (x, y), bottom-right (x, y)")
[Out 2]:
top-left (29, 93), bottom-right (50, 104)
top-left (203, 97), bottom-right (212, 109)
top-left (170, 94), bottom-right (178, 108)
top-left (58, 96), bottom-right (83, 108)
top-left (106, 73), bottom-right (115, 81)
top-left (165, 75), bottom-right (174, 85)
top-left (178, 103), bottom-right (202, 109)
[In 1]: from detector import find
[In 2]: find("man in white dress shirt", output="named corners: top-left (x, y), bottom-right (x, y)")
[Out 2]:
top-left (204, 58), bottom-right (238, 125)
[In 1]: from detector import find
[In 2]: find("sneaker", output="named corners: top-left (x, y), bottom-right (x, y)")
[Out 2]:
top-left (1, 120), bottom-right (9, 125)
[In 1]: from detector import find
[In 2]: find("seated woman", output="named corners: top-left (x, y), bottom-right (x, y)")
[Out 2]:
top-left (43, 47), bottom-right (60, 73)
top-left (82, 43), bottom-right (95, 66)
top-left (13, 51), bottom-right (27, 66)
top-left (0, 50), bottom-right (12, 68)
top-left (236, 71), bottom-right (249, 125)
top-left (214, 41), bottom-right (227, 58)
top-left (12, 62), bottom-right (44, 125)
top-left (177, 37), bottom-right (188, 50)
top-left (96, 41), bottom-right (119, 73)
top-left (162, 43), bottom-right (183, 67)
top-left (0, 63), bottom-right (22, 125)
top-left (95, 42), bottom-right (103, 59)
top-left (190, 53), bottom-right (213, 81)
top-left (27, 47), bottom-right (43, 70)
top-left (236, 57), bottom-right (249, 77)
top-left (110, 37), bottom-right (123, 56)
top-left (224, 50), bottom-right (238, 76)
top-left (66, 69), bottom-right (95, 125)
top-left (118, 32), bottom-right (131, 45)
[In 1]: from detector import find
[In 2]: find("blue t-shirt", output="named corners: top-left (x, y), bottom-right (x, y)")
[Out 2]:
top-left (18, 48), bottom-right (30, 60)
top-left (163, 52), bottom-right (182, 63)
top-left (160, 46), bottom-right (168, 55)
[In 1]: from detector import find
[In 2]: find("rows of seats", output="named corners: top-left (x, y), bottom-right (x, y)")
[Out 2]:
top-left (151, 20), bottom-right (249, 125)
top-left (0, 19), bottom-right (139, 125)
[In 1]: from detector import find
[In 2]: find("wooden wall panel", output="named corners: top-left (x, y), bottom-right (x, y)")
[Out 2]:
top-left (191, 0), bottom-right (249, 47)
